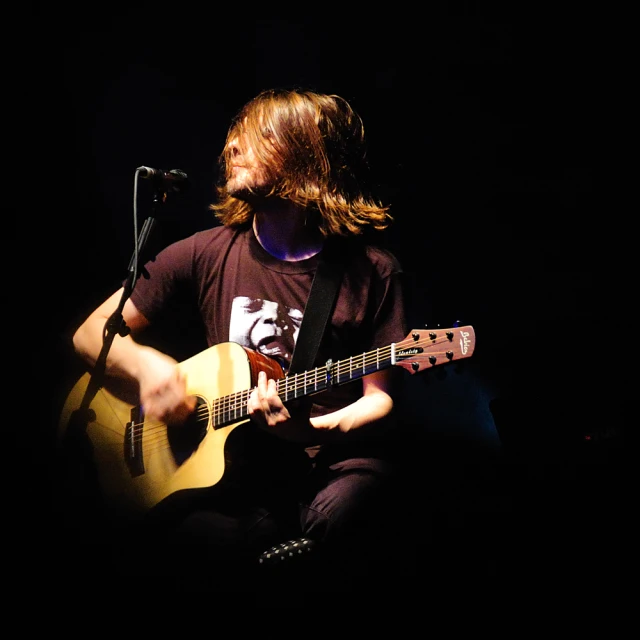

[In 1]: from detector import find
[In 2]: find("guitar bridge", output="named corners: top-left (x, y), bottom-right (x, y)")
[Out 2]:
top-left (124, 405), bottom-right (145, 478)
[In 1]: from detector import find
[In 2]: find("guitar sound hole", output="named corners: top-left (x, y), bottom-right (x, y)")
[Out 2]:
top-left (166, 395), bottom-right (208, 465)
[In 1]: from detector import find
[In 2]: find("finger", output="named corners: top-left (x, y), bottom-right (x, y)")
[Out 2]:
top-left (248, 387), bottom-right (265, 419)
top-left (176, 369), bottom-right (189, 391)
top-left (267, 377), bottom-right (279, 400)
top-left (257, 371), bottom-right (268, 392)
top-left (257, 372), bottom-right (272, 411)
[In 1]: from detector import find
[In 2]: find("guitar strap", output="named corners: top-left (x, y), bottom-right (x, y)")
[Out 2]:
top-left (250, 240), bottom-right (344, 493)
top-left (288, 240), bottom-right (344, 374)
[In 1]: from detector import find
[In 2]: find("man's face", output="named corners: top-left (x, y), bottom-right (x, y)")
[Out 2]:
top-left (225, 127), bottom-right (271, 198)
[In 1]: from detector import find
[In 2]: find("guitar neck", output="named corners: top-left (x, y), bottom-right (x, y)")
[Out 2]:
top-left (211, 325), bottom-right (475, 430)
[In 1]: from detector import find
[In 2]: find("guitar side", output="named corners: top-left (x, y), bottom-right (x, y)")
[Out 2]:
top-left (57, 342), bottom-right (278, 515)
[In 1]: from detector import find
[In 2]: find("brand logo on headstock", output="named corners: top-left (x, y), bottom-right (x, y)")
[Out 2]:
top-left (460, 330), bottom-right (472, 355)
top-left (397, 347), bottom-right (423, 356)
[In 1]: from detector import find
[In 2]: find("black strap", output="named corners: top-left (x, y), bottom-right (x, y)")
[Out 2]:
top-left (288, 245), bottom-right (343, 374)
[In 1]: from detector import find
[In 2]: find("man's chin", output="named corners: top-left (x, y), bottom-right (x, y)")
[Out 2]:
top-left (228, 186), bottom-right (267, 206)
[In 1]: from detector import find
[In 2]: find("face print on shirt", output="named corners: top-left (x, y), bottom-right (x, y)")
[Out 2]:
top-left (229, 296), bottom-right (303, 369)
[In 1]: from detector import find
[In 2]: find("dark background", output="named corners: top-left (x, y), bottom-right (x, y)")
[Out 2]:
top-left (19, 3), bottom-right (628, 594)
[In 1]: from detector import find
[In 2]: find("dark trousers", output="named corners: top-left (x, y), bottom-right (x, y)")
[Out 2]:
top-left (130, 447), bottom-right (398, 590)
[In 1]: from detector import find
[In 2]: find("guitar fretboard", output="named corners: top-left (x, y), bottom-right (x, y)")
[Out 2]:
top-left (211, 347), bottom-right (394, 429)
top-left (209, 326), bottom-right (475, 430)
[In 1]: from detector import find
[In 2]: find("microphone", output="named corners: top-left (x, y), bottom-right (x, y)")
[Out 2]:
top-left (137, 166), bottom-right (190, 193)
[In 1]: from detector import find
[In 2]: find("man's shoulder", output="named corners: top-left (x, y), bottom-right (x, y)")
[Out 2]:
top-left (333, 237), bottom-right (402, 276)
top-left (192, 223), bottom-right (241, 243)
top-left (189, 224), bottom-right (250, 252)
top-left (364, 243), bottom-right (402, 267)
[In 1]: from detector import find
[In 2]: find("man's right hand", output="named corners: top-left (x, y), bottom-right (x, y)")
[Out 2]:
top-left (137, 349), bottom-right (197, 426)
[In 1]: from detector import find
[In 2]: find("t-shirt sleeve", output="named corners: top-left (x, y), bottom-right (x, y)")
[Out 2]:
top-left (369, 249), bottom-right (409, 349)
top-left (127, 234), bottom-right (196, 321)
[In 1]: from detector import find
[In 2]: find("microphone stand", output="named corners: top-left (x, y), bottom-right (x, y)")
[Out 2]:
top-left (60, 186), bottom-right (170, 519)
top-left (72, 188), bottom-right (167, 421)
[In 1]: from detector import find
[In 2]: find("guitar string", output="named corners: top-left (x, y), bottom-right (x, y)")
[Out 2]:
top-left (125, 335), bottom-right (467, 451)
top-left (129, 340), bottom-right (404, 447)
top-left (129, 336), bottom-right (467, 449)
top-left (210, 335), bottom-right (465, 419)
top-left (126, 343), bottom-right (399, 451)
top-left (127, 339), bottom-right (467, 452)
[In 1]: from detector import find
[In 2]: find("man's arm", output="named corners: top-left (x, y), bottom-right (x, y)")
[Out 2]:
top-left (248, 368), bottom-right (401, 443)
top-left (72, 287), bottom-right (197, 425)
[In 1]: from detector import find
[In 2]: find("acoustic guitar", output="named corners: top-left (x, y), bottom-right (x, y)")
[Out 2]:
top-left (58, 325), bottom-right (475, 517)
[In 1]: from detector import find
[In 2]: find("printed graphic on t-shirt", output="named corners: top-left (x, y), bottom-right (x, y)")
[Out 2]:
top-left (229, 296), bottom-right (303, 369)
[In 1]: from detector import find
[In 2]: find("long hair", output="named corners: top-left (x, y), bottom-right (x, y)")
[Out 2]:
top-left (210, 88), bottom-right (392, 237)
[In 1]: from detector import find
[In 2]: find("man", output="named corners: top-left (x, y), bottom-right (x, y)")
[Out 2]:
top-left (67, 88), bottom-right (409, 590)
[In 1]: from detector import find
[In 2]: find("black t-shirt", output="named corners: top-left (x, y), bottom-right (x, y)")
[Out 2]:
top-left (129, 224), bottom-right (408, 481)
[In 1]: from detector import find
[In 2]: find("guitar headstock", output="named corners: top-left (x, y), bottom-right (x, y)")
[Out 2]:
top-left (394, 325), bottom-right (476, 374)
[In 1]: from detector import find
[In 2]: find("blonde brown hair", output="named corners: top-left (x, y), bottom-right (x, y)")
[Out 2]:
top-left (210, 88), bottom-right (392, 237)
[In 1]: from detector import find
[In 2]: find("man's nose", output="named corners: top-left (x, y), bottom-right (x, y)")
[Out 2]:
top-left (227, 137), bottom-right (242, 157)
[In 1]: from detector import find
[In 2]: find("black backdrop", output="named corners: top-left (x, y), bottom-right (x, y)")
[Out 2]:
top-left (19, 4), bottom-right (627, 593)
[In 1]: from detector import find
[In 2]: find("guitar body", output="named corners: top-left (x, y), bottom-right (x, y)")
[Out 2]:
top-left (57, 342), bottom-right (284, 517)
